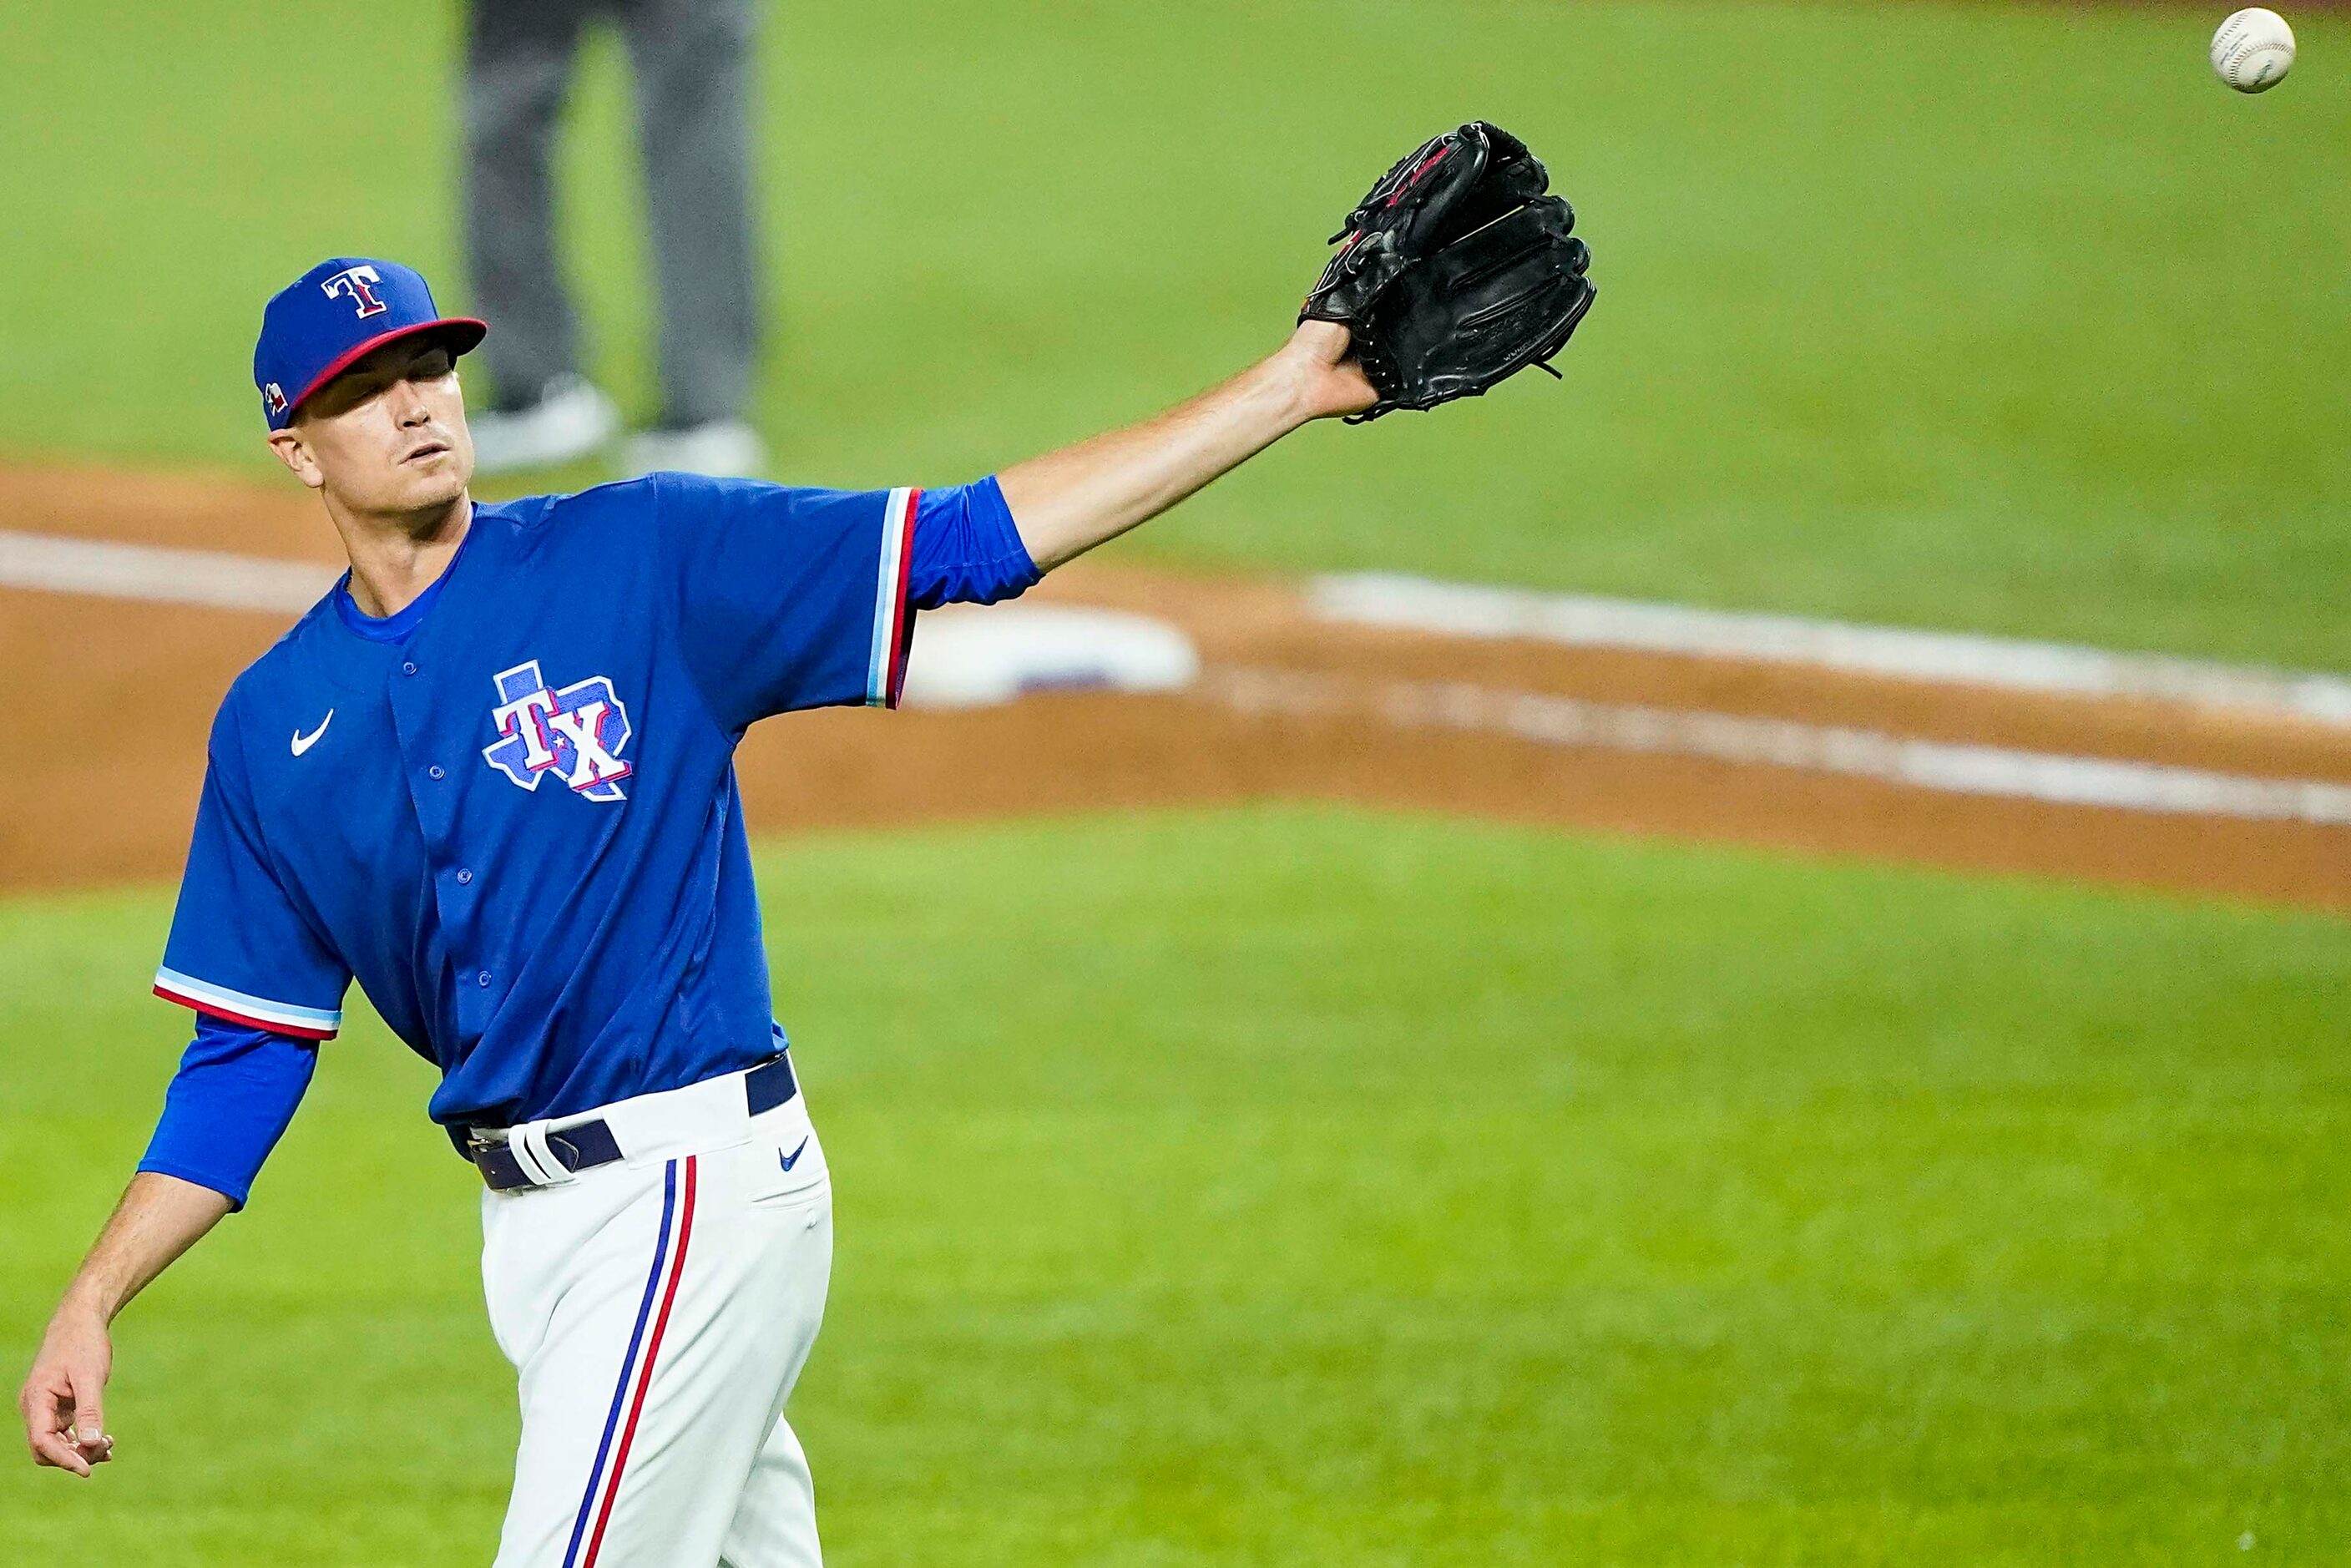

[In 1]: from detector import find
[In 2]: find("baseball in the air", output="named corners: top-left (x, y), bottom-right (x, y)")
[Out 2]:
top-left (2211, 8), bottom-right (2295, 93)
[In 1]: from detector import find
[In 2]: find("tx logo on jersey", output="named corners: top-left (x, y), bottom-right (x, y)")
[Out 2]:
top-left (482, 660), bottom-right (634, 802)
top-left (319, 264), bottom-right (389, 319)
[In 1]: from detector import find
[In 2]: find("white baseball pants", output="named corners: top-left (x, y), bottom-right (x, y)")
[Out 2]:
top-left (478, 1066), bottom-right (833, 1568)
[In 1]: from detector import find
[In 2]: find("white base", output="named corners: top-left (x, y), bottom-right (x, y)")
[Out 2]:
top-left (899, 604), bottom-right (1199, 709)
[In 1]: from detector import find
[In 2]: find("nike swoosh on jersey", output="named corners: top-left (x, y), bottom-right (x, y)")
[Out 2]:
top-left (291, 711), bottom-right (335, 756)
top-left (779, 1136), bottom-right (811, 1171)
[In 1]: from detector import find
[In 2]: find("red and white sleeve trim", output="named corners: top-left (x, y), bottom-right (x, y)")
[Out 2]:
top-left (864, 487), bottom-right (920, 709)
top-left (153, 967), bottom-right (341, 1039)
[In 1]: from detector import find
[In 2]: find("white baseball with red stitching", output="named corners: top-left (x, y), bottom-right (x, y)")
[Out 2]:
top-left (2211, 8), bottom-right (2295, 94)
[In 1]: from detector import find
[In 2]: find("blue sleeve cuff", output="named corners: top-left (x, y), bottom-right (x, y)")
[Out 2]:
top-left (137, 1016), bottom-right (319, 1211)
top-left (907, 476), bottom-right (1040, 610)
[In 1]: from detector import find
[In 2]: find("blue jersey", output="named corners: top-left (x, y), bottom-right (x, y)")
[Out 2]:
top-left (155, 473), bottom-right (958, 1138)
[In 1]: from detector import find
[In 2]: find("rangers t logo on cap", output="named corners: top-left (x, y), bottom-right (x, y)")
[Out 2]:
top-left (318, 265), bottom-right (391, 320)
top-left (252, 256), bottom-right (486, 432)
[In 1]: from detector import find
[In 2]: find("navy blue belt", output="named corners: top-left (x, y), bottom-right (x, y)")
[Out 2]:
top-left (470, 1054), bottom-right (798, 1192)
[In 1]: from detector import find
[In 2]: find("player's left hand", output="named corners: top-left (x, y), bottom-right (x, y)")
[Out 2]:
top-left (1299, 122), bottom-right (1594, 422)
top-left (1279, 320), bottom-right (1380, 422)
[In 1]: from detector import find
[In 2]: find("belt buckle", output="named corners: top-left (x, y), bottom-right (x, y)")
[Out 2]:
top-left (509, 1118), bottom-right (581, 1187)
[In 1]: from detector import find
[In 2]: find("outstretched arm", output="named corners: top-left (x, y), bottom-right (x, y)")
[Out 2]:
top-left (20, 1173), bottom-right (230, 1476)
top-left (997, 320), bottom-right (1375, 572)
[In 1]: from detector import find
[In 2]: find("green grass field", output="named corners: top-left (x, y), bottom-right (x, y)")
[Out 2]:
top-left (4, 807), bottom-right (2347, 1563)
top-left (1, 0), bottom-right (2346, 666)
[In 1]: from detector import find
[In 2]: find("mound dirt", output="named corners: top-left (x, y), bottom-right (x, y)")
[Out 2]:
top-left (3, 463), bottom-right (2344, 909)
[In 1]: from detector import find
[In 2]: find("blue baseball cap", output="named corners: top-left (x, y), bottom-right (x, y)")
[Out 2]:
top-left (253, 257), bottom-right (486, 430)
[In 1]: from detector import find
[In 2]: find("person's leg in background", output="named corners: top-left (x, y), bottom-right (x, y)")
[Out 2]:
top-left (463, 0), bottom-right (622, 473)
top-left (617, 0), bottom-right (767, 478)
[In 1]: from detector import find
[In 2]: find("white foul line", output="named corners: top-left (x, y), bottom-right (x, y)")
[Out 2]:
top-left (9, 528), bottom-right (2348, 827)
top-left (1311, 573), bottom-right (2351, 729)
top-left (0, 529), bottom-right (335, 614)
top-left (1203, 666), bottom-right (2351, 827)
top-left (13, 528), bottom-right (2345, 735)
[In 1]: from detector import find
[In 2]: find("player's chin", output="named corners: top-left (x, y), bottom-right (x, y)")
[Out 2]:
top-left (387, 448), bottom-right (472, 506)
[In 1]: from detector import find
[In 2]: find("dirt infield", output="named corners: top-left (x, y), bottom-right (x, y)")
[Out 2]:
top-left (3, 463), bottom-right (2346, 909)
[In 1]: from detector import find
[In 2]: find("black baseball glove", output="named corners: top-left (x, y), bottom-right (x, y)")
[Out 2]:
top-left (1301, 122), bottom-right (1595, 422)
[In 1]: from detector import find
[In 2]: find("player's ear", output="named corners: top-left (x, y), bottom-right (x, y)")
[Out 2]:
top-left (267, 427), bottom-right (327, 492)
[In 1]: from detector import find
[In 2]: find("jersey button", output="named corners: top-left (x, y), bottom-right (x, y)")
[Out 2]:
top-left (477, 970), bottom-right (493, 987)
top-left (456, 868), bottom-right (473, 885)
top-left (427, 765), bottom-right (447, 781)
top-left (402, 660), bottom-right (419, 676)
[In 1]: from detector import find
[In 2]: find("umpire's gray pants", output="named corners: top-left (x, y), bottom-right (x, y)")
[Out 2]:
top-left (463, 0), bottom-right (761, 427)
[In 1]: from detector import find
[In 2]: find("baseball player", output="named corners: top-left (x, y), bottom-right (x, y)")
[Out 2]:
top-left (18, 125), bottom-right (1590, 1567)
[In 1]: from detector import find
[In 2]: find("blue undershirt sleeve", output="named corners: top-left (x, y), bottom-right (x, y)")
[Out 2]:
top-left (907, 476), bottom-right (1041, 610)
top-left (136, 1015), bottom-right (320, 1211)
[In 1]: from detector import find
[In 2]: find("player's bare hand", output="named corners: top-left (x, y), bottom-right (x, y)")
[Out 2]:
top-left (1278, 320), bottom-right (1378, 421)
top-left (20, 1306), bottom-right (115, 1477)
